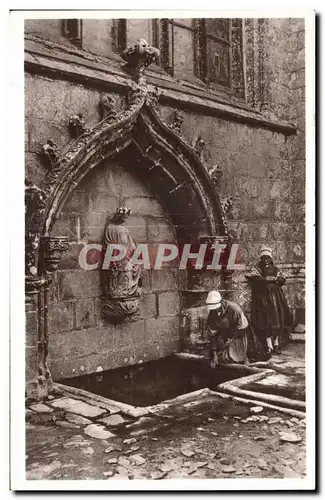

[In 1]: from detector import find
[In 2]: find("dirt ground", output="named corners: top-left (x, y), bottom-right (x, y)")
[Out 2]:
top-left (26, 397), bottom-right (306, 480)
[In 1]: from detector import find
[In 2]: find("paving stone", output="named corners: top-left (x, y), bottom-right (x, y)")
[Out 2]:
top-left (257, 458), bottom-right (268, 470)
top-left (50, 398), bottom-right (106, 418)
top-left (115, 466), bottom-right (129, 476)
top-left (104, 445), bottom-right (122, 454)
top-left (107, 458), bottom-right (118, 464)
top-left (123, 437), bottom-right (137, 444)
top-left (181, 449), bottom-right (195, 457)
top-left (103, 471), bottom-right (114, 477)
top-left (82, 447), bottom-right (94, 455)
top-left (29, 403), bottom-right (53, 413)
top-left (279, 432), bottom-right (302, 444)
top-left (118, 456), bottom-right (131, 467)
top-left (84, 424), bottom-right (115, 440)
top-left (222, 466), bottom-right (236, 473)
top-left (219, 458), bottom-right (231, 465)
top-left (55, 420), bottom-right (80, 429)
top-left (130, 454), bottom-right (147, 465)
top-left (159, 463), bottom-right (173, 473)
top-left (66, 413), bottom-right (92, 426)
top-left (124, 445), bottom-right (140, 455)
top-left (98, 414), bottom-right (127, 427)
top-left (125, 416), bottom-right (155, 430)
top-left (236, 469), bottom-right (244, 475)
top-left (254, 436), bottom-right (266, 441)
top-left (269, 417), bottom-right (282, 424)
top-left (110, 473), bottom-right (129, 480)
top-left (151, 471), bottom-right (169, 479)
top-left (250, 406), bottom-right (264, 414)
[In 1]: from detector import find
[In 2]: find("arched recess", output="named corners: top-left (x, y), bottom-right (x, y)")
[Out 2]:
top-left (41, 93), bottom-right (226, 245)
top-left (25, 83), bottom-right (230, 400)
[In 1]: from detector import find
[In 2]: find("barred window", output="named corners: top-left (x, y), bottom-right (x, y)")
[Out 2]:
top-left (204, 19), bottom-right (231, 87)
top-left (62, 19), bottom-right (82, 47)
top-left (198, 18), bottom-right (245, 98)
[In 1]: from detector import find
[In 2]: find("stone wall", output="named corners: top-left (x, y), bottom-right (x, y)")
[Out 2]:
top-left (48, 160), bottom-right (181, 379)
top-left (25, 17), bottom-right (306, 384)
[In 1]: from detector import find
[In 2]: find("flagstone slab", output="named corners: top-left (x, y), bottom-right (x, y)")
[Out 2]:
top-left (84, 424), bottom-right (115, 440)
top-left (50, 397), bottom-right (106, 418)
top-left (29, 403), bottom-right (53, 413)
top-left (98, 414), bottom-right (127, 427)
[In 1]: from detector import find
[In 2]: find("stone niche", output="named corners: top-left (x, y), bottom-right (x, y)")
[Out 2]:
top-left (49, 159), bottom-right (182, 380)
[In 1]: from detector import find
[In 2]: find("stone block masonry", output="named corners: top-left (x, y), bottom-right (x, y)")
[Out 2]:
top-left (25, 17), bottom-right (305, 383)
top-left (45, 158), bottom-right (180, 379)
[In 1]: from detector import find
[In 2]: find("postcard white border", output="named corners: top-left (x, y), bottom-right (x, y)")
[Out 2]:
top-left (8, 4), bottom-right (315, 492)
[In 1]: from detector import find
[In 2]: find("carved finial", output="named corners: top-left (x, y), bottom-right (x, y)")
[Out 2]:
top-left (209, 163), bottom-right (223, 188)
top-left (41, 140), bottom-right (59, 167)
top-left (99, 94), bottom-right (117, 121)
top-left (147, 86), bottom-right (160, 110)
top-left (221, 195), bottom-right (233, 215)
top-left (68, 113), bottom-right (89, 138)
top-left (122, 39), bottom-right (160, 81)
top-left (171, 110), bottom-right (183, 134)
top-left (194, 135), bottom-right (205, 157)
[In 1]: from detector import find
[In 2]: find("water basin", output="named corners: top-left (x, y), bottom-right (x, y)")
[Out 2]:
top-left (58, 355), bottom-right (253, 407)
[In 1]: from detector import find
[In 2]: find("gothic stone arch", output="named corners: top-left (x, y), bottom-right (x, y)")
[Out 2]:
top-left (25, 42), bottom-right (231, 400)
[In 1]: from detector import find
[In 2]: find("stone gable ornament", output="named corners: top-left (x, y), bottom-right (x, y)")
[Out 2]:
top-left (41, 139), bottom-right (59, 167)
top-left (101, 207), bottom-right (142, 323)
top-left (99, 94), bottom-right (118, 121)
top-left (171, 109), bottom-right (184, 135)
top-left (68, 113), bottom-right (90, 138)
top-left (122, 39), bottom-right (160, 81)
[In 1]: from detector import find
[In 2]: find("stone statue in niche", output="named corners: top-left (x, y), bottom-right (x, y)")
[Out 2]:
top-left (101, 207), bottom-right (142, 323)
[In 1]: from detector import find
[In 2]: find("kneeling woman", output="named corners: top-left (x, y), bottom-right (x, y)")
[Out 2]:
top-left (206, 291), bottom-right (252, 368)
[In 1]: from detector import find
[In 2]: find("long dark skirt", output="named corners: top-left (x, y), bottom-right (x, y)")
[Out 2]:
top-left (251, 282), bottom-right (292, 346)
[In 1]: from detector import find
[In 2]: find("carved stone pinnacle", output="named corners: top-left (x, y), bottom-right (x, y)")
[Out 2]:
top-left (68, 113), bottom-right (89, 138)
top-left (122, 39), bottom-right (160, 80)
top-left (194, 135), bottom-right (205, 157)
top-left (41, 140), bottom-right (59, 167)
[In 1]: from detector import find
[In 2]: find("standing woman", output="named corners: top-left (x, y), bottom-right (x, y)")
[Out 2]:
top-left (245, 245), bottom-right (292, 356)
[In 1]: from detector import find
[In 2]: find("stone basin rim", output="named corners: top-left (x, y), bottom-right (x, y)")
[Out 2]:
top-left (51, 352), bottom-right (304, 418)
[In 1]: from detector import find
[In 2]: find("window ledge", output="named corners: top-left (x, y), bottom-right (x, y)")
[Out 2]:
top-left (24, 35), bottom-right (296, 136)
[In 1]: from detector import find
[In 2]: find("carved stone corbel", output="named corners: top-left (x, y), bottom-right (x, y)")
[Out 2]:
top-left (208, 163), bottom-right (223, 189)
top-left (68, 113), bottom-right (90, 138)
top-left (146, 86), bottom-right (161, 111)
top-left (122, 39), bottom-right (160, 81)
top-left (40, 236), bottom-right (69, 273)
top-left (221, 195), bottom-right (233, 216)
top-left (194, 135), bottom-right (205, 158)
top-left (99, 94), bottom-right (118, 121)
top-left (170, 109), bottom-right (184, 135)
top-left (41, 140), bottom-right (59, 168)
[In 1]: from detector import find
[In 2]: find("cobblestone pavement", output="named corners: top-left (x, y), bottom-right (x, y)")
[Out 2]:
top-left (249, 342), bottom-right (305, 401)
top-left (26, 396), bottom-right (306, 480)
